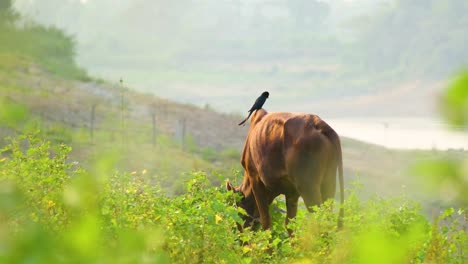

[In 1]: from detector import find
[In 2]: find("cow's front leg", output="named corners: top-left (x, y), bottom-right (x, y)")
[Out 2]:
top-left (251, 182), bottom-right (272, 230)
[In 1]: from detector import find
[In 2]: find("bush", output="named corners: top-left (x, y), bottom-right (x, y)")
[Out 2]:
top-left (0, 134), bottom-right (466, 263)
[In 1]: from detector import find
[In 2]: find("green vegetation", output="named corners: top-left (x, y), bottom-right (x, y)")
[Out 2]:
top-left (0, 96), bottom-right (29, 127)
top-left (0, 133), bottom-right (466, 263)
top-left (0, 2), bottom-right (88, 80)
top-left (0, 2), bottom-right (466, 263)
top-left (412, 70), bottom-right (468, 206)
top-left (1, 64), bottom-right (464, 262)
top-left (441, 71), bottom-right (468, 128)
top-left (0, 33), bottom-right (242, 195)
top-left (0, 90), bottom-right (241, 195)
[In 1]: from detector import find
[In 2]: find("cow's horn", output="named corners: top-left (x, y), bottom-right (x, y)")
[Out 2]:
top-left (226, 180), bottom-right (234, 191)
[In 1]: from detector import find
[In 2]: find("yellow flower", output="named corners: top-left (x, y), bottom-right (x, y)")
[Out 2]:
top-left (242, 246), bottom-right (252, 254)
top-left (215, 214), bottom-right (223, 224)
top-left (142, 169), bottom-right (147, 175)
top-left (47, 200), bottom-right (56, 209)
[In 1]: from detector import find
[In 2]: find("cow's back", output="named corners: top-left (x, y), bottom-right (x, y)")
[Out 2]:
top-left (241, 111), bottom-right (292, 179)
top-left (242, 110), bottom-right (335, 193)
top-left (235, 109), bottom-right (344, 230)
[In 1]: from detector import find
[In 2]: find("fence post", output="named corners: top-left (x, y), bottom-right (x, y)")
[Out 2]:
top-left (120, 78), bottom-right (126, 146)
top-left (152, 112), bottom-right (157, 147)
top-left (90, 104), bottom-right (96, 143)
top-left (181, 118), bottom-right (186, 151)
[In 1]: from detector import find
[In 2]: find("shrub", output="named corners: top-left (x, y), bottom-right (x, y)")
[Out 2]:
top-left (0, 134), bottom-right (466, 263)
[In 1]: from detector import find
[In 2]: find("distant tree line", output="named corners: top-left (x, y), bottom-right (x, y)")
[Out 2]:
top-left (12, 0), bottom-right (468, 82)
top-left (0, 0), bottom-right (16, 21)
top-left (0, 0), bottom-right (87, 80)
top-left (348, 0), bottom-right (468, 78)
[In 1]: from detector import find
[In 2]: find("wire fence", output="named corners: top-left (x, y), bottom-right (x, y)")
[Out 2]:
top-left (36, 104), bottom-right (189, 149)
top-left (0, 86), bottom-right (189, 149)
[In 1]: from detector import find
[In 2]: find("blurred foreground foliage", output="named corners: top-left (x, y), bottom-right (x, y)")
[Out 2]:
top-left (413, 71), bottom-right (468, 206)
top-left (442, 71), bottom-right (468, 128)
top-left (0, 133), bottom-right (466, 263)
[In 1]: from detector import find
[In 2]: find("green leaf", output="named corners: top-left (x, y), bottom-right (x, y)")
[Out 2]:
top-left (442, 71), bottom-right (468, 127)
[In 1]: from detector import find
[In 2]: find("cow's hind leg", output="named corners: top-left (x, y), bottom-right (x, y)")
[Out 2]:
top-left (295, 162), bottom-right (323, 212)
top-left (300, 185), bottom-right (322, 213)
top-left (321, 163), bottom-right (337, 203)
top-left (320, 158), bottom-right (338, 223)
top-left (285, 194), bottom-right (299, 236)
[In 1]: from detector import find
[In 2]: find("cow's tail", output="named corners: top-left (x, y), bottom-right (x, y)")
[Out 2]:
top-left (314, 117), bottom-right (345, 229)
top-left (336, 136), bottom-right (344, 229)
top-left (322, 126), bottom-right (344, 229)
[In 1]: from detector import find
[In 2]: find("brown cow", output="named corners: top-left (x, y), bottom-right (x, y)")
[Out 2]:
top-left (227, 109), bottom-right (344, 232)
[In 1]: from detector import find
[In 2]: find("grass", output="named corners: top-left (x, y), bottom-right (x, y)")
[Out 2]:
top-left (0, 134), bottom-right (466, 263)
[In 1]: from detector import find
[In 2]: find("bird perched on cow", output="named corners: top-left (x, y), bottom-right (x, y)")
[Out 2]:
top-left (238, 91), bottom-right (269, 126)
top-left (228, 109), bottom-right (344, 234)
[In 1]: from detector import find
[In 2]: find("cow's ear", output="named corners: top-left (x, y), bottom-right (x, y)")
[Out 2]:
top-left (226, 180), bottom-right (235, 192)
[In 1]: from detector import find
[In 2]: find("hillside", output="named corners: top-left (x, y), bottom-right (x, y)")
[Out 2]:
top-left (2, 55), bottom-right (466, 207)
top-left (0, 55), bottom-right (247, 193)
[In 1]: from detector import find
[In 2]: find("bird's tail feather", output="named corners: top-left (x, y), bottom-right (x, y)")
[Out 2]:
top-left (238, 117), bottom-right (248, 126)
top-left (238, 111), bottom-right (253, 126)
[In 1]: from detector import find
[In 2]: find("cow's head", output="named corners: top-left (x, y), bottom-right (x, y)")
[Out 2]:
top-left (226, 180), bottom-right (259, 230)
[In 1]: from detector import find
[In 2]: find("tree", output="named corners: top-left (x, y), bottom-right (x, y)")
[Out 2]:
top-left (288, 0), bottom-right (330, 29)
top-left (350, 0), bottom-right (468, 78)
top-left (0, 0), bottom-right (14, 20)
top-left (0, 0), bottom-right (12, 11)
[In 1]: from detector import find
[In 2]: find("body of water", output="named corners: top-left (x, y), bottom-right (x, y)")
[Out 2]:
top-left (327, 117), bottom-right (468, 150)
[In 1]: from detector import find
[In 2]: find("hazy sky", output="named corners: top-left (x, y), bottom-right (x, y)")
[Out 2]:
top-left (10, 0), bottom-right (468, 149)
top-left (12, 0), bottom-right (466, 119)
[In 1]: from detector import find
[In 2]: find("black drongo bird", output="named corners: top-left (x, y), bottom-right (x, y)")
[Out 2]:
top-left (238, 91), bottom-right (269, 126)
